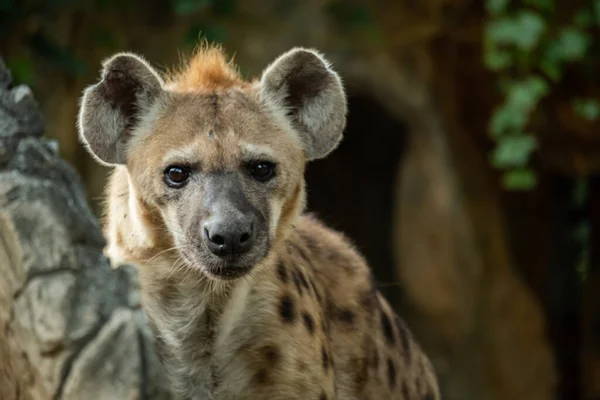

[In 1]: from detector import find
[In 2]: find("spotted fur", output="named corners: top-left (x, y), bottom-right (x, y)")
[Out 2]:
top-left (78, 43), bottom-right (440, 400)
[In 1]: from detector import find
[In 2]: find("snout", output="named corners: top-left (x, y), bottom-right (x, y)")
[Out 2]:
top-left (203, 217), bottom-right (256, 258)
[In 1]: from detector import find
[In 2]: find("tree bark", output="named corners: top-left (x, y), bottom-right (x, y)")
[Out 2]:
top-left (0, 57), bottom-right (174, 400)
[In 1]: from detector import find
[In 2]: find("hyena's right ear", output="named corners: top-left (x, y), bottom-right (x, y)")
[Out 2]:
top-left (78, 53), bottom-right (163, 166)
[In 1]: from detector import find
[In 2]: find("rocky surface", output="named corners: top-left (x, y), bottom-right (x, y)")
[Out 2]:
top-left (0, 56), bottom-right (173, 400)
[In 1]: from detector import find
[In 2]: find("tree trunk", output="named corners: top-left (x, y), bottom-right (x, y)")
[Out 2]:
top-left (0, 58), bottom-right (174, 400)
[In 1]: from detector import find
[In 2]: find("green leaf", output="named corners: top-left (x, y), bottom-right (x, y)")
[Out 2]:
top-left (594, 0), bottom-right (600, 26)
top-left (489, 104), bottom-right (528, 137)
top-left (552, 28), bottom-right (591, 61)
top-left (486, 0), bottom-right (509, 15)
top-left (490, 77), bottom-right (549, 136)
top-left (505, 76), bottom-right (549, 110)
top-left (5, 56), bottom-right (35, 85)
top-left (573, 98), bottom-right (600, 121)
top-left (486, 11), bottom-right (546, 51)
top-left (502, 168), bottom-right (537, 190)
top-left (491, 135), bottom-right (537, 168)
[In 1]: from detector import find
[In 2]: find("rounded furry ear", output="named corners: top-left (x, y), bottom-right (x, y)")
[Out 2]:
top-left (78, 53), bottom-right (163, 166)
top-left (260, 48), bottom-right (347, 160)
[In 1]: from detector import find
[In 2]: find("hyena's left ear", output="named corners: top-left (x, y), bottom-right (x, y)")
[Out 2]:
top-left (77, 52), bottom-right (164, 166)
top-left (259, 48), bottom-right (347, 160)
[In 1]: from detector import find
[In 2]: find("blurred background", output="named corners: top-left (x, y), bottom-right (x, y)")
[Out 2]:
top-left (1, 0), bottom-right (599, 399)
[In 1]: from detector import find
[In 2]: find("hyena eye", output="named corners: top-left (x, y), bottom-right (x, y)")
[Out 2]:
top-left (247, 160), bottom-right (276, 182)
top-left (164, 166), bottom-right (191, 188)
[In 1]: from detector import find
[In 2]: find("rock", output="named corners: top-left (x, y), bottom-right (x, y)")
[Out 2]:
top-left (0, 56), bottom-right (174, 400)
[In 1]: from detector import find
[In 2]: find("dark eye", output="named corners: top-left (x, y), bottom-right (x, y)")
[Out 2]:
top-left (247, 160), bottom-right (276, 182)
top-left (164, 166), bottom-right (190, 188)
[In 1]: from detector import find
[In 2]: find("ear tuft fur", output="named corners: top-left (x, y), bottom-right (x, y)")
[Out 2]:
top-left (78, 53), bottom-right (163, 166)
top-left (260, 48), bottom-right (347, 160)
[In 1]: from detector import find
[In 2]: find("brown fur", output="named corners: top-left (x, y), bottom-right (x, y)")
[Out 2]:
top-left (79, 44), bottom-right (440, 400)
top-left (166, 44), bottom-right (249, 91)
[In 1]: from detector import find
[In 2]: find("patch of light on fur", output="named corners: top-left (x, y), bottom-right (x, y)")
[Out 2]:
top-left (127, 175), bottom-right (154, 249)
top-left (162, 143), bottom-right (201, 166)
top-left (215, 277), bottom-right (251, 348)
top-left (269, 198), bottom-right (283, 238)
top-left (239, 142), bottom-right (276, 160)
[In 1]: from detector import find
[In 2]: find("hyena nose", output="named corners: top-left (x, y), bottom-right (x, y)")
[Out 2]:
top-left (203, 219), bottom-right (255, 257)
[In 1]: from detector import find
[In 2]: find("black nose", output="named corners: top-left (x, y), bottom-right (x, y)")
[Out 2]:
top-left (203, 219), bottom-right (255, 257)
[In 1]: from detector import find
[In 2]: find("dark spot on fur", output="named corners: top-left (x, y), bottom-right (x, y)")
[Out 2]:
top-left (297, 269), bottom-right (310, 290)
top-left (360, 287), bottom-right (377, 310)
top-left (333, 307), bottom-right (355, 325)
top-left (370, 348), bottom-right (379, 369)
top-left (387, 358), bottom-right (396, 389)
top-left (395, 316), bottom-right (412, 365)
top-left (261, 344), bottom-right (280, 363)
top-left (297, 359), bottom-right (309, 372)
top-left (424, 393), bottom-right (435, 400)
top-left (277, 261), bottom-right (288, 283)
top-left (322, 345), bottom-right (329, 371)
top-left (310, 279), bottom-right (323, 303)
top-left (402, 382), bottom-right (410, 399)
top-left (351, 356), bottom-right (369, 392)
top-left (279, 295), bottom-right (296, 324)
top-left (290, 242), bottom-right (315, 270)
top-left (292, 270), bottom-right (304, 296)
top-left (319, 391), bottom-right (327, 400)
top-left (381, 312), bottom-right (396, 346)
top-left (302, 312), bottom-right (315, 334)
top-left (210, 366), bottom-right (220, 391)
top-left (254, 369), bottom-right (269, 385)
top-left (209, 93), bottom-right (219, 127)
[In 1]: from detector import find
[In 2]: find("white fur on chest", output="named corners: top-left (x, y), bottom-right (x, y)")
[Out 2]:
top-left (142, 266), bottom-right (268, 400)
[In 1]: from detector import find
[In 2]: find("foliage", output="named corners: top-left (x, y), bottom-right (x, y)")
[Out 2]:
top-left (0, 0), bottom-right (238, 85)
top-left (1, 0), bottom-right (380, 84)
top-left (484, 0), bottom-right (600, 191)
top-left (3, 0), bottom-right (598, 194)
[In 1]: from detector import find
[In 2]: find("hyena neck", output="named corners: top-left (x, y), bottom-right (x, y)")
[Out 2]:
top-left (136, 251), bottom-right (279, 399)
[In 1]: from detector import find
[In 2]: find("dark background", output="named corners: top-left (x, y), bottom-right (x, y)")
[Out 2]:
top-left (2, 1), bottom-right (600, 399)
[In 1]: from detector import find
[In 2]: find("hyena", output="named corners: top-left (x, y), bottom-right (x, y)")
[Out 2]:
top-left (78, 44), bottom-right (440, 400)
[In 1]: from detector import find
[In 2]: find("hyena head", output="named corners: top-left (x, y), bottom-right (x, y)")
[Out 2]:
top-left (78, 45), bottom-right (347, 279)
